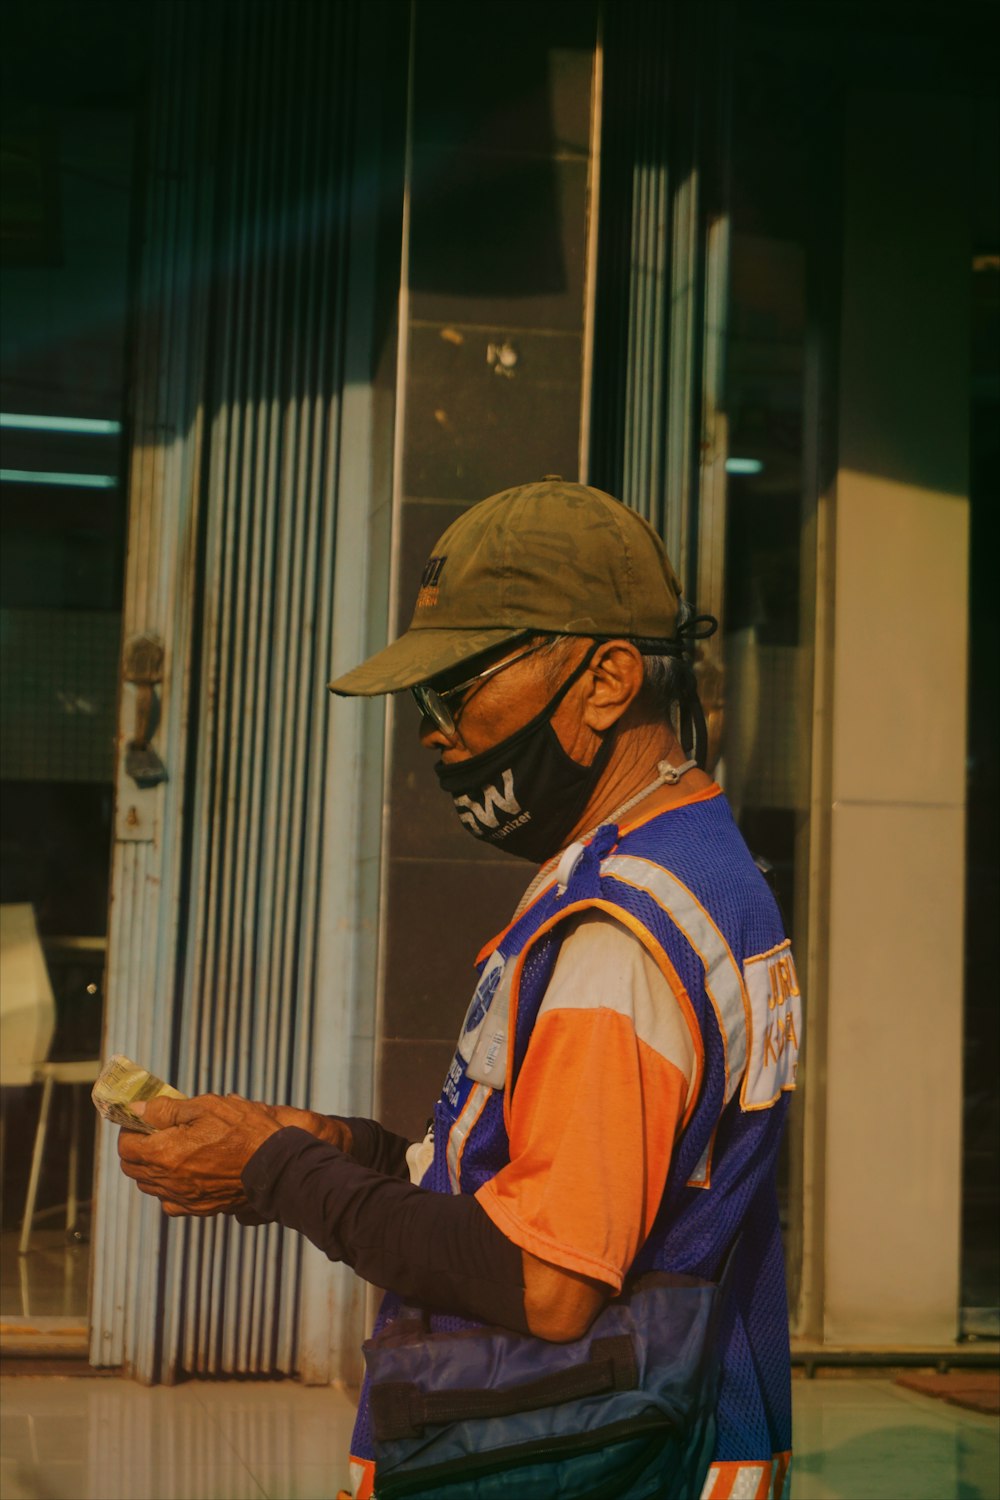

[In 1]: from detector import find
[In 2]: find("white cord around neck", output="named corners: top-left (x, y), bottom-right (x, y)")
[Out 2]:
top-left (516, 758), bottom-right (699, 914)
top-left (599, 757), bottom-right (698, 830)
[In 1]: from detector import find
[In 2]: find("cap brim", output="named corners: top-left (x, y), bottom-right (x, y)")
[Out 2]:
top-left (328, 626), bottom-right (529, 696)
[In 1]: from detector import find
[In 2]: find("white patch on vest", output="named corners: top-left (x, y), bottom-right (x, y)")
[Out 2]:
top-left (457, 949), bottom-right (511, 1088)
top-left (742, 941), bottom-right (801, 1109)
top-left (465, 1018), bottom-right (509, 1087)
top-left (457, 951), bottom-right (505, 1061)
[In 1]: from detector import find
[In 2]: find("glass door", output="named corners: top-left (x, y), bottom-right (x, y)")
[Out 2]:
top-left (0, 9), bottom-right (143, 1331)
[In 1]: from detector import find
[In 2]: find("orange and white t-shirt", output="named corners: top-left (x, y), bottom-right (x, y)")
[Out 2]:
top-left (475, 908), bottom-right (696, 1292)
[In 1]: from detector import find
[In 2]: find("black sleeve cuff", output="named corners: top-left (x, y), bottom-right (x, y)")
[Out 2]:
top-left (242, 1127), bottom-right (312, 1205)
top-left (241, 1128), bottom-right (529, 1333)
top-left (338, 1116), bottom-right (412, 1178)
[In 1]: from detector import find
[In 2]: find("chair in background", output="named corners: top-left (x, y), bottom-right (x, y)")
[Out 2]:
top-left (0, 903), bottom-right (101, 1254)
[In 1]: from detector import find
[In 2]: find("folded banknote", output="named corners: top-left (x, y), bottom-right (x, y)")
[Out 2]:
top-left (92, 1054), bottom-right (186, 1133)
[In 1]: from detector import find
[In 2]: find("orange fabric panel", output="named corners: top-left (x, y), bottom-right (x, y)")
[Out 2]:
top-left (701, 1456), bottom-right (789, 1499)
top-left (476, 1006), bottom-right (688, 1288)
top-left (347, 1455), bottom-right (375, 1500)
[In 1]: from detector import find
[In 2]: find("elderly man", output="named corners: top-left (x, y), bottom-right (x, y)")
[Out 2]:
top-left (120, 480), bottom-right (799, 1500)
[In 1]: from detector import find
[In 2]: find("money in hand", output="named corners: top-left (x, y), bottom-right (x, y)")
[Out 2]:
top-left (92, 1054), bottom-right (186, 1133)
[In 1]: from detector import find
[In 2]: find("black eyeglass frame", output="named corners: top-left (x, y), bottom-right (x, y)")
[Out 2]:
top-left (411, 635), bottom-right (558, 737)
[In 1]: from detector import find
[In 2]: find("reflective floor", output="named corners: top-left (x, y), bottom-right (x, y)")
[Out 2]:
top-left (0, 1375), bottom-right (358, 1500)
top-left (0, 1231), bottom-right (89, 1318)
top-left (791, 1376), bottom-right (999, 1499)
top-left (0, 1371), bottom-right (997, 1499)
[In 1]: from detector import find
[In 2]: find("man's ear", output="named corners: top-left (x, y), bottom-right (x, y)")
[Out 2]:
top-left (581, 641), bottom-right (645, 731)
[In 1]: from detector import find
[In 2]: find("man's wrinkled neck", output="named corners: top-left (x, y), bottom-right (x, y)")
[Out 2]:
top-left (555, 719), bottom-right (707, 854)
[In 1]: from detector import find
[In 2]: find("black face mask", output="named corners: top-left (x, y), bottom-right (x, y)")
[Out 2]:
top-left (434, 645), bottom-right (614, 863)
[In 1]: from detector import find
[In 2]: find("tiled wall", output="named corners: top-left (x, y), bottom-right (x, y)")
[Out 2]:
top-left (375, 0), bottom-right (597, 1137)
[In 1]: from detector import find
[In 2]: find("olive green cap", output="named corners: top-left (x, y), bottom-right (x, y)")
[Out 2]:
top-left (328, 478), bottom-right (683, 696)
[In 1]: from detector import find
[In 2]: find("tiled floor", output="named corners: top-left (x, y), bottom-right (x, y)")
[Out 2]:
top-left (0, 1370), bottom-right (997, 1499)
top-left (0, 1374), bottom-right (358, 1500)
top-left (791, 1376), bottom-right (999, 1499)
top-left (0, 1231), bottom-right (89, 1319)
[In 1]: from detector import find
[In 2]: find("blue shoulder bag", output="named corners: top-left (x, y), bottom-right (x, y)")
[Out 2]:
top-left (363, 1256), bottom-right (735, 1500)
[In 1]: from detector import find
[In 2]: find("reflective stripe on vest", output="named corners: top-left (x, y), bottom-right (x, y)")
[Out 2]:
top-left (446, 1081), bottom-right (492, 1193)
top-left (601, 854), bottom-right (749, 1104)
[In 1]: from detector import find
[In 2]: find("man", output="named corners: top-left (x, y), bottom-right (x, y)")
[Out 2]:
top-left (120, 479), bottom-right (799, 1500)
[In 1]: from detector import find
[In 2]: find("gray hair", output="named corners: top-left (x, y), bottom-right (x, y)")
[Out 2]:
top-left (636, 597), bottom-right (697, 724)
top-left (537, 597), bottom-right (697, 728)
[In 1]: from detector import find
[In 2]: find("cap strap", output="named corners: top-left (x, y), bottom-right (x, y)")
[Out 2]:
top-left (631, 611), bottom-right (718, 659)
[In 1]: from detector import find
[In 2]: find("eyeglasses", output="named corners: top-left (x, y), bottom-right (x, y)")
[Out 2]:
top-left (411, 636), bottom-right (557, 737)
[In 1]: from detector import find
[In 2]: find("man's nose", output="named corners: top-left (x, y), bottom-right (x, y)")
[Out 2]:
top-left (418, 714), bottom-right (454, 752)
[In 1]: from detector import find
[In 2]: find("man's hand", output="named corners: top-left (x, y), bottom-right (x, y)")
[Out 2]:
top-left (251, 1104), bottom-right (352, 1153)
top-left (117, 1093), bottom-right (283, 1218)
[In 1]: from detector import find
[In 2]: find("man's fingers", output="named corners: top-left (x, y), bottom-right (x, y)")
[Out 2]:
top-left (118, 1131), bottom-right (155, 1164)
top-left (117, 1126), bottom-right (180, 1164)
top-left (118, 1163), bottom-right (234, 1217)
top-left (117, 1155), bottom-right (173, 1188)
top-left (134, 1095), bottom-right (212, 1130)
top-left (115, 1089), bottom-right (276, 1216)
top-left (119, 1134), bottom-right (164, 1170)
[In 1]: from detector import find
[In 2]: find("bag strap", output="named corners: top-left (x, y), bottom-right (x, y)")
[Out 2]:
top-left (370, 1334), bottom-right (638, 1441)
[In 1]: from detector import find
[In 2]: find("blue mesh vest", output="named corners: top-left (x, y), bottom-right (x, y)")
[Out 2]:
top-left (350, 790), bottom-right (799, 1480)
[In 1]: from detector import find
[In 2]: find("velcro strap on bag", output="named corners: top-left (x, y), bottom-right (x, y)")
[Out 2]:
top-left (370, 1334), bottom-right (639, 1441)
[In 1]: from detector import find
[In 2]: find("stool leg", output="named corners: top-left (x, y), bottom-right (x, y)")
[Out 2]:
top-left (67, 1085), bottom-right (80, 1232)
top-left (19, 1247), bottom-right (32, 1318)
top-left (20, 1073), bottom-right (54, 1255)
